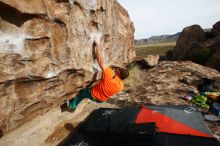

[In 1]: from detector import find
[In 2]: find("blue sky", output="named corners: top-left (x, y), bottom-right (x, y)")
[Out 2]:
top-left (118, 0), bottom-right (220, 39)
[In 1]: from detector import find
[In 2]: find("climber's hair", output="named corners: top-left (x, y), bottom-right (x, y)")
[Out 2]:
top-left (110, 65), bottom-right (129, 80)
top-left (118, 68), bottom-right (129, 80)
top-left (111, 65), bottom-right (129, 80)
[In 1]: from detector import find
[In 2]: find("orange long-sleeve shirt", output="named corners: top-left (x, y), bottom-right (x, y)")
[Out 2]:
top-left (91, 67), bottom-right (124, 101)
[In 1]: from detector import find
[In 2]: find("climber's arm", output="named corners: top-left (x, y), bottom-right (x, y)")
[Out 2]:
top-left (95, 37), bottom-right (106, 71)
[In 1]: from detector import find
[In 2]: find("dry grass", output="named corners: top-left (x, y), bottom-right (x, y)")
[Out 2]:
top-left (124, 64), bottom-right (147, 89)
top-left (135, 41), bottom-right (176, 57)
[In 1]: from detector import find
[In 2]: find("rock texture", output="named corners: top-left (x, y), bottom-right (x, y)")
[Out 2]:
top-left (114, 61), bottom-right (220, 108)
top-left (1, 60), bottom-right (220, 145)
top-left (206, 51), bottom-right (220, 71)
top-left (206, 21), bottom-right (220, 71)
top-left (0, 99), bottom-right (118, 146)
top-left (0, 0), bottom-right (135, 136)
top-left (173, 25), bottom-right (205, 60)
top-left (136, 55), bottom-right (160, 67)
top-left (172, 21), bottom-right (220, 71)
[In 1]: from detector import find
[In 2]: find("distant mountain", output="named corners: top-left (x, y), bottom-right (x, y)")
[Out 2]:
top-left (135, 32), bottom-right (181, 46)
top-left (135, 28), bottom-right (212, 46)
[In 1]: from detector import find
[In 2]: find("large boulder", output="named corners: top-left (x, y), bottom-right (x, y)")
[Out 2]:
top-left (211, 21), bottom-right (220, 52)
top-left (206, 21), bottom-right (220, 71)
top-left (173, 25), bottom-right (205, 60)
top-left (0, 0), bottom-right (135, 137)
top-left (212, 21), bottom-right (220, 38)
top-left (172, 21), bottom-right (220, 71)
top-left (136, 55), bottom-right (160, 67)
top-left (119, 61), bottom-right (220, 108)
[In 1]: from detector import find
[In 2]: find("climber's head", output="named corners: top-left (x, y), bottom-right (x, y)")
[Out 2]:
top-left (114, 67), bottom-right (129, 80)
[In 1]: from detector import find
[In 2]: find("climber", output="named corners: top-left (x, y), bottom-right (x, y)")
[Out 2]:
top-left (63, 36), bottom-right (129, 112)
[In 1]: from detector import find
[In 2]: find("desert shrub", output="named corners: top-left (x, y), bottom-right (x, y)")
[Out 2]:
top-left (126, 60), bottom-right (138, 70)
top-left (190, 47), bottom-right (212, 65)
top-left (165, 50), bottom-right (174, 60)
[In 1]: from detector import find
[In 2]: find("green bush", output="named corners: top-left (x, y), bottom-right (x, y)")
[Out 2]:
top-left (190, 47), bottom-right (212, 65)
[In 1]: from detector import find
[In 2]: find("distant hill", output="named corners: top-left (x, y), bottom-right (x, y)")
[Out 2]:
top-left (135, 32), bottom-right (181, 46)
top-left (135, 28), bottom-right (212, 46)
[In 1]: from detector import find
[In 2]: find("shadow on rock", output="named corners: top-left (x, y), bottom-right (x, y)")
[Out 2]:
top-left (57, 118), bottom-right (91, 146)
top-left (57, 123), bottom-right (78, 146)
top-left (64, 123), bottom-right (75, 132)
top-left (0, 129), bottom-right (3, 138)
top-left (60, 102), bottom-right (69, 113)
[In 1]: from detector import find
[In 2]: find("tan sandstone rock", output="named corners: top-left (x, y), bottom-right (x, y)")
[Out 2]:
top-left (139, 54), bottom-right (160, 67)
top-left (0, 0), bottom-right (135, 137)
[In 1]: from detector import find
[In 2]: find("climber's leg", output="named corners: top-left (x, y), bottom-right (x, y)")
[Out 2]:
top-left (68, 87), bottom-right (101, 110)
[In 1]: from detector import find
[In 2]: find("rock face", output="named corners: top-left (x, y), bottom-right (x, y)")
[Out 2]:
top-left (114, 61), bottom-right (220, 108)
top-left (206, 21), bottom-right (220, 71)
top-left (173, 25), bottom-right (205, 60)
top-left (0, 0), bottom-right (135, 136)
top-left (212, 21), bottom-right (220, 37)
top-left (172, 21), bottom-right (220, 71)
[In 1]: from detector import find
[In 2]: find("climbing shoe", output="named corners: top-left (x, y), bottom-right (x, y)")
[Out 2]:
top-left (60, 100), bottom-right (75, 113)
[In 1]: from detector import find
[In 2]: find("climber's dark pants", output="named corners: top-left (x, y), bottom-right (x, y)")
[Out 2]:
top-left (69, 87), bottom-right (102, 109)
